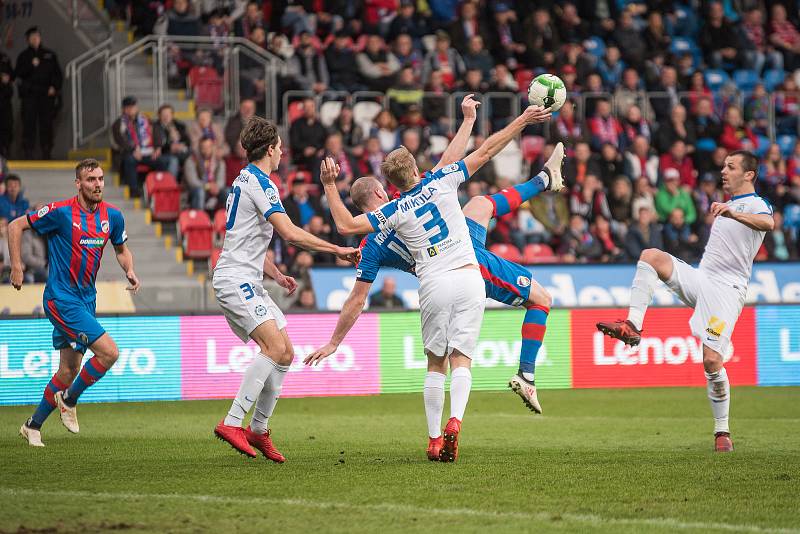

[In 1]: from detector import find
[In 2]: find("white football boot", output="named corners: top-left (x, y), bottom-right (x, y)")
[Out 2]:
top-left (19, 424), bottom-right (45, 447)
top-left (509, 374), bottom-right (543, 414)
top-left (54, 391), bottom-right (80, 433)
top-left (543, 142), bottom-right (565, 192)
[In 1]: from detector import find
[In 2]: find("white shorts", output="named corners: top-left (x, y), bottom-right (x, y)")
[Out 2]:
top-left (418, 268), bottom-right (486, 358)
top-left (665, 255), bottom-right (746, 357)
top-left (213, 278), bottom-right (287, 343)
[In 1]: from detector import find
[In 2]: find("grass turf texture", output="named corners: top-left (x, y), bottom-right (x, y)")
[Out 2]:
top-left (1, 387), bottom-right (799, 533)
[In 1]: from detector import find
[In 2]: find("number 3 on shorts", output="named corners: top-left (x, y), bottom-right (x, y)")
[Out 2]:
top-left (239, 282), bottom-right (255, 300)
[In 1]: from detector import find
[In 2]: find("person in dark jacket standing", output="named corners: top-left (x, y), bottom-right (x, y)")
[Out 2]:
top-left (15, 27), bottom-right (62, 160)
top-left (0, 51), bottom-right (13, 158)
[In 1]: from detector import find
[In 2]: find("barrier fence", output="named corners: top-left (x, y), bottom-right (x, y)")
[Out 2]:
top-left (1, 306), bottom-right (798, 406)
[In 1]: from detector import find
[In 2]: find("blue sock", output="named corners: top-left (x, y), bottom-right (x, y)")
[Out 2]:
top-left (519, 305), bottom-right (549, 382)
top-left (63, 356), bottom-right (108, 407)
top-left (487, 171), bottom-right (548, 217)
top-left (28, 375), bottom-right (68, 429)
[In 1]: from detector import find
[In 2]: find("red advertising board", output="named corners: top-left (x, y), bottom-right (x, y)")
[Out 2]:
top-left (571, 307), bottom-right (757, 388)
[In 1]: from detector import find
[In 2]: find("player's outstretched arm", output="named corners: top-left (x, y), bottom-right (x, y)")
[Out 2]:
top-left (8, 216), bottom-right (31, 290)
top-left (319, 157), bottom-right (376, 236)
top-left (430, 94), bottom-right (479, 173)
top-left (263, 254), bottom-right (298, 295)
top-left (113, 243), bottom-right (140, 292)
top-left (710, 202), bottom-right (776, 231)
top-left (304, 280), bottom-right (372, 366)
top-left (269, 212), bottom-right (361, 264)
top-left (463, 104), bottom-right (552, 177)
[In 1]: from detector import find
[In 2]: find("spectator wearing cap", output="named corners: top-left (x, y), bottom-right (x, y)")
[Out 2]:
top-left (290, 97), bottom-right (327, 169)
top-left (624, 135), bottom-right (659, 186)
top-left (358, 34), bottom-right (401, 92)
top-left (393, 34), bottom-right (424, 75)
top-left (0, 50), bottom-right (12, 157)
top-left (153, 103), bottom-right (191, 178)
top-left (588, 99), bottom-right (622, 151)
top-left (700, 2), bottom-right (746, 70)
top-left (741, 8), bottom-right (784, 74)
top-left (288, 31), bottom-right (330, 94)
top-left (184, 136), bottom-right (227, 211)
top-left (660, 139), bottom-right (696, 189)
top-left (654, 104), bottom-right (696, 154)
top-left (387, 0), bottom-right (430, 44)
top-left (188, 107), bottom-right (229, 158)
top-left (769, 4), bottom-right (800, 71)
top-left (462, 36), bottom-right (495, 82)
top-left (0, 175), bottom-right (29, 221)
top-left (282, 175), bottom-right (324, 229)
top-left (624, 205), bottom-right (663, 260)
top-left (224, 98), bottom-right (256, 160)
top-left (655, 168), bottom-right (697, 225)
top-left (522, 8), bottom-right (560, 69)
top-left (448, 1), bottom-right (490, 54)
top-left (559, 64), bottom-right (580, 93)
top-left (111, 96), bottom-right (170, 197)
top-left (422, 31), bottom-right (465, 90)
top-left (15, 26), bottom-right (62, 160)
top-left (326, 31), bottom-right (363, 92)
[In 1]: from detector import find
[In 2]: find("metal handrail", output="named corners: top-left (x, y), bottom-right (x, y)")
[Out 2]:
top-left (67, 38), bottom-right (113, 149)
top-left (65, 0), bottom-right (112, 43)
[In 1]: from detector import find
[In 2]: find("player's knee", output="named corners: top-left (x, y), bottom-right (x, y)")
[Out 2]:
top-left (639, 248), bottom-right (660, 265)
top-left (95, 342), bottom-right (120, 367)
top-left (703, 349), bottom-right (724, 373)
top-left (279, 342), bottom-right (296, 366)
top-left (463, 195), bottom-right (494, 220)
top-left (528, 282), bottom-right (552, 309)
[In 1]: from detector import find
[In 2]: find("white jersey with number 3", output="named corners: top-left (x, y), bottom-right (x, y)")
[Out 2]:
top-left (699, 192), bottom-right (772, 287)
top-left (214, 163), bottom-right (285, 284)
top-left (366, 160), bottom-right (477, 279)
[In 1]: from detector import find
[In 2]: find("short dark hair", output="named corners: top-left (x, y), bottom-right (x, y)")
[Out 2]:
top-left (240, 116), bottom-right (278, 162)
top-left (5, 174), bottom-right (21, 184)
top-left (75, 158), bottom-right (101, 180)
top-left (158, 103), bottom-right (174, 114)
top-left (729, 150), bottom-right (758, 179)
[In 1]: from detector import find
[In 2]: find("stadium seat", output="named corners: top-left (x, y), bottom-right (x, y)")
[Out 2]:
top-left (178, 209), bottom-right (213, 260)
top-left (144, 171), bottom-right (181, 222)
top-left (287, 100), bottom-right (306, 124)
top-left (778, 135), bottom-right (797, 157)
top-left (704, 70), bottom-right (730, 92)
top-left (489, 243), bottom-right (523, 263)
top-left (670, 36), bottom-right (694, 55)
top-left (429, 135), bottom-right (449, 156)
top-left (352, 101), bottom-right (383, 136)
top-left (583, 37), bottom-right (605, 59)
top-left (213, 208), bottom-right (227, 247)
top-left (493, 140), bottom-right (522, 182)
top-left (763, 69), bottom-right (786, 92)
top-left (515, 69), bottom-right (534, 94)
top-left (209, 247), bottom-right (222, 273)
top-left (523, 243), bottom-right (557, 264)
top-left (319, 100), bottom-right (343, 128)
top-left (520, 136), bottom-right (545, 163)
top-left (755, 135), bottom-right (771, 158)
top-left (733, 69), bottom-right (759, 92)
top-left (188, 66), bottom-right (223, 111)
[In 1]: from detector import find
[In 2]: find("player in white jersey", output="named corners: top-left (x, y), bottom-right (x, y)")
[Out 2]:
top-left (319, 104), bottom-right (553, 461)
top-left (212, 117), bottom-right (360, 461)
top-left (596, 150), bottom-right (775, 452)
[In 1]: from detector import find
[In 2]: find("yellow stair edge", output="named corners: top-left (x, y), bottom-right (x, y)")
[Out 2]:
top-left (8, 160), bottom-right (78, 171)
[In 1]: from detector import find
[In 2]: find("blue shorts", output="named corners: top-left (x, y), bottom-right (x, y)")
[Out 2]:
top-left (43, 297), bottom-right (105, 354)
top-left (466, 218), bottom-right (533, 307)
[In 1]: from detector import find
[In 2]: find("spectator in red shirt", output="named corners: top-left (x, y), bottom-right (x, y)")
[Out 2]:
top-left (588, 98), bottom-right (623, 151)
top-left (741, 7), bottom-right (784, 73)
top-left (720, 106), bottom-right (757, 152)
top-left (660, 139), bottom-right (696, 189)
top-left (769, 4), bottom-right (800, 71)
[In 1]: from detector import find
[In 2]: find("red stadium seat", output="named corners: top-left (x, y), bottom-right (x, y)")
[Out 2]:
top-left (515, 69), bottom-right (534, 94)
top-left (489, 243), bottom-right (523, 263)
top-left (523, 243), bottom-right (558, 264)
top-left (178, 209), bottom-right (213, 259)
top-left (213, 208), bottom-right (227, 247)
top-left (520, 136), bottom-right (545, 163)
top-left (144, 171), bottom-right (181, 222)
top-left (287, 101), bottom-right (306, 124)
top-left (188, 66), bottom-right (223, 111)
top-left (209, 247), bottom-right (223, 273)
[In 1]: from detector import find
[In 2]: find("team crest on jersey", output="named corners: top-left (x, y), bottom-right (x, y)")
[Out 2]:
top-left (101, 220), bottom-right (110, 233)
top-left (705, 316), bottom-right (726, 338)
top-left (735, 204), bottom-right (746, 213)
top-left (442, 163), bottom-right (459, 174)
top-left (255, 305), bottom-right (267, 317)
top-left (266, 188), bottom-right (279, 204)
top-left (78, 332), bottom-right (89, 345)
top-left (38, 205), bottom-right (50, 217)
top-left (517, 276), bottom-right (531, 288)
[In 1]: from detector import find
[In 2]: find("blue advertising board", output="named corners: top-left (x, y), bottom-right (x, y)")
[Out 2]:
top-left (0, 316), bottom-right (182, 405)
top-left (310, 263), bottom-right (800, 310)
top-left (756, 306), bottom-right (800, 386)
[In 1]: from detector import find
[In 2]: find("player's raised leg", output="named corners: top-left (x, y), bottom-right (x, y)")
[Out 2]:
top-left (509, 281), bottom-right (552, 414)
top-left (596, 248), bottom-right (675, 346)
top-left (19, 347), bottom-right (81, 446)
top-left (424, 352), bottom-right (447, 461)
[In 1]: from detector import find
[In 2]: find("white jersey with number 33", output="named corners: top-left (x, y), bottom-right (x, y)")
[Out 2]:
top-left (699, 192), bottom-right (772, 287)
top-left (214, 163), bottom-right (285, 284)
top-left (366, 160), bottom-right (476, 279)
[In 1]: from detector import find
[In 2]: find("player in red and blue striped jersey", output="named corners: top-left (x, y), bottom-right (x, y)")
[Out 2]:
top-left (9, 158), bottom-right (140, 447)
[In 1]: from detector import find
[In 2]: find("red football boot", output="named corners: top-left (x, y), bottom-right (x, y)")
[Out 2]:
top-left (427, 436), bottom-right (444, 461)
top-left (439, 417), bottom-right (461, 463)
top-left (596, 319), bottom-right (642, 347)
top-left (214, 420), bottom-right (257, 458)
top-left (245, 426), bottom-right (286, 463)
top-left (714, 432), bottom-right (734, 452)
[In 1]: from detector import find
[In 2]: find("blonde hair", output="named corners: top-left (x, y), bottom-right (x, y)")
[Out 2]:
top-left (380, 147), bottom-right (417, 190)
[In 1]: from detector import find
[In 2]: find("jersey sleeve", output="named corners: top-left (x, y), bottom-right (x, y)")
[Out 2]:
top-left (109, 208), bottom-right (128, 246)
top-left (366, 200), bottom-right (399, 232)
top-left (751, 197), bottom-right (774, 216)
top-left (431, 159), bottom-right (469, 191)
top-left (26, 203), bottom-right (61, 235)
top-left (355, 237), bottom-right (382, 283)
top-left (251, 178), bottom-right (285, 220)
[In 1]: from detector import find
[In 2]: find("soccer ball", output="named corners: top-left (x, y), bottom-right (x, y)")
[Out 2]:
top-left (527, 74), bottom-right (567, 112)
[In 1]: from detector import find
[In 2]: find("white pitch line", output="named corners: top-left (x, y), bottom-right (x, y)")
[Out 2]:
top-left (1, 488), bottom-right (796, 533)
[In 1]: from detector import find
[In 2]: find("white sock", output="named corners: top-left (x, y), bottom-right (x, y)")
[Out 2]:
top-left (423, 372), bottom-right (446, 438)
top-left (250, 360), bottom-right (289, 434)
top-left (627, 261), bottom-right (659, 330)
top-left (706, 367), bottom-right (730, 434)
top-left (223, 353), bottom-right (275, 427)
top-left (449, 367), bottom-right (472, 421)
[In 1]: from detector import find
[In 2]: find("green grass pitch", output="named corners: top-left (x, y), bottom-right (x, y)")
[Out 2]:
top-left (1, 387), bottom-right (799, 533)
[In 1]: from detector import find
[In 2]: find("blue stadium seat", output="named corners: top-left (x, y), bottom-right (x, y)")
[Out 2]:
top-left (583, 36), bottom-right (606, 59)
top-left (755, 135), bottom-right (771, 157)
top-left (733, 70), bottom-right (759, 92)
top-left (704, 70), bottom-right (730, 92)
top-left (763, 69), bottom-right (786, 92)
top-left (777, 135), bottom-right (797, 157)
top-left (670, 36), bottom-right (694, 55)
